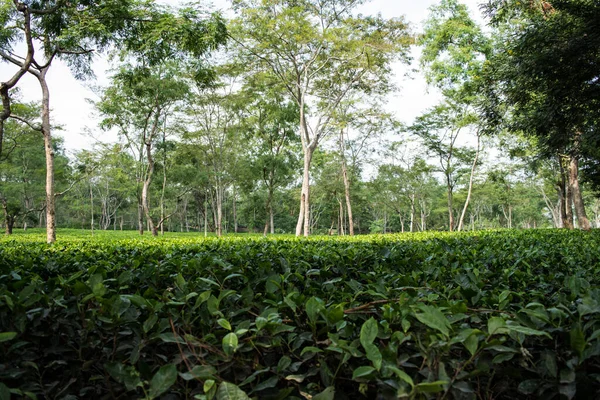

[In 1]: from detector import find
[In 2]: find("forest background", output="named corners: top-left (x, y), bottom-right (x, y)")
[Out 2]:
top-left (1, 0), bottom-right (598, 241)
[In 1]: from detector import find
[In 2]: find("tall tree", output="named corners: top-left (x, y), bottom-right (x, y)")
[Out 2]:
top-left (420, 0), bottom-right (490, 231)
top-left (482, 0), bottom-right (599, 229)
top-left (98, 62), bottom-right (190, 236)
top-left (238, 72), bottom-right (299, 235)
top-left (411, 103), bottom-right (477, 231)
top-left (0, 0), bottom-right (142, 242)
top-left (0, 0), bottom-right (226, 242)
top-left (232, 0), bottom-right (411, 236)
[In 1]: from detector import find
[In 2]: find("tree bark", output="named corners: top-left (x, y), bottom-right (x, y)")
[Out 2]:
top-left (340, 129), bottom-right (354, 235)
top-left (138, 199), bottom-right (144, 235)
top-left (568, 154), bottom-right (591, 230)
top-left (446, 177), bottom-right (454, 232)
top-left (2, 199), bottom-right (14, 235)
top-left (338, 197), bottom-right (345, 235)
top-left (296, 144), bottom-right (315, 237)
top-left (232, 186), bottom-right (238, 233)
top-left (457, 133), bottom-right (480, 232)
top-left (559, 155), bottom-right (574, 229)
top-left (38, 68), bottom-right (56, 243)
top-left (216, 184), bottom-right (223, 237)
top-left (264, 170), bottom-right (275, 236)
top-left (141, 111), bottom-right (162, 237)
top-left (90, 182), bottom-right (94, 236)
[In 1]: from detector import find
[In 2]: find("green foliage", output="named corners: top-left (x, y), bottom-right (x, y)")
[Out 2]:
top-left (1, 230), bottom-right (600, 398)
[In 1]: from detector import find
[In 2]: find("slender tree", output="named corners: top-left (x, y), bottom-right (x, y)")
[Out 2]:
top-left (231, 0), bottom-right (411, 236)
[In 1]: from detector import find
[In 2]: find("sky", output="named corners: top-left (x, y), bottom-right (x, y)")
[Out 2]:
top-left (0, 0), bottom-right (486, 155)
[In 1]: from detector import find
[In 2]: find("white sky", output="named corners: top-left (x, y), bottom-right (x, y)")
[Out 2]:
top-left (0, 0), bottom-right (486, 155)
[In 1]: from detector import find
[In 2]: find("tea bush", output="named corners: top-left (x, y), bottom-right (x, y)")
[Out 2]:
top-left (1, 230), bottom-right (600, 399)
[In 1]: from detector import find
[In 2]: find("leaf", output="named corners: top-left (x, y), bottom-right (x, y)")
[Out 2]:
top-left (414, 305), bottom-right (450, 337)
top-left (222, 332), bottom-right (238, 356)
top-left (312, 386), bottom-right (335, 400)
top-left (487, 317), bottom-right (508, 335)
top-left (518, 379), bottom-right (539, 395)
top-left (0, 383), bottom-right (10, 400)
top-left (204, 379), bottom-right (216, 399)
top-left (251, 376), bottom-right (278, 393)
top-left (143, 315), bottom-right (158, 333)
top-left (352, 366), bottom-right (376, 380)
top-left (216, 382), bottom-right (250, 400)
top-left (0, 332), bottom-right (17, 343)
top-left (285, 375), bottom-right (305, 383)
top-left (415, 381), bottom-right (447, 393)
top-left (464, 333), bottom-right (479, 356)
top-left (104, 362), bottom-right (141, 391)
top-left (277, 356), bottom-right (291, 372)
top-left (300, 346), bottom-right (323, 356)
top-left (387, 366), bottom-right (414, 388)
top-left (149, 364), bottom-right (178, 399)
top-left (506, 324), bottom-right (551, 338)
top-left (364, 343), bottom-right (382, 371)
top-left (306, 297), bottom-right (324, 324)
top-left (360, 318), bottom-right (378, 348)
top-left (559, 383), bottom-right (577, 400)
top-left (217, 318), bottom-right (232, 331)
top-left (492, 353), bottom-right (514, 364)
top-left (570, 325), bottom-right (586, 357)
top-left (158, 333), bottom-right (186, 344)
top-left (179, 365), bottom-right (217, 381)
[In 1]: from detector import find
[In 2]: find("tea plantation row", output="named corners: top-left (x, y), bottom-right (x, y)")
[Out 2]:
top-left (1, 230), bottom-right (600, 399)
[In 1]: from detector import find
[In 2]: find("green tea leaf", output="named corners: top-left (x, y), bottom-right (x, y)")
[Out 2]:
top-left (387, 366), bottom-right (414, 388)
top-left (180, 365), bottom-right (217, 381)
top-left (306, 297), bottom-right (324, 324)
top-left (216, 382), bottom-right (250, 400)
top-left (0, 383), bottom-right (10, 400)
top-left (352, 366), bottom-right (376, 380)
top-left (217, 318), bottom-right (232, 331)
top-left (222, 332), bottom-right (238, 356)
top-left (0, 332), bottom-right (17, 343)
top-left (415, 381), bottom-right (447, 393)
top-left (149, 364), bottom-right (178, 399)
top-left (360, 318), bottom-right (378, 347)
top-left (506, 324), bottom-right (551, 338)
top-left (487, 317), bottom-right (508, 335)
top-left (518, 379), bottom-right (539, 395)
top-left (414, 305), bottom-right (450, 337)
top-left (313, 386), bottom-right (335, 400)
top-left (570, 325), bottom-right (586, 358)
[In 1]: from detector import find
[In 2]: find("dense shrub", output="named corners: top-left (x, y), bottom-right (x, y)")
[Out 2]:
top-left (1, 230), bottom-right (600, 399)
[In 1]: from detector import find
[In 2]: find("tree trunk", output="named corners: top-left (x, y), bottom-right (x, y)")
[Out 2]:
top-left (446, 171), bottom-right (454, 232)
top-left (559, 155), bottom-right (575, 229)
top-left (38, 68), bottom-right (55, 243)
top-left (138, 200), bottom-right (144, 235)
top-left (2, 199), bottom-right (14, 235)
top-left (270, 204), bottom-right (274, 235)
top-left (142, 140), bottom-right (158, 236)
top-left (296, 145), bottom-right (315, 237)
top-left (204, 196), bottom-right (208, 237)
top-left (340, 129), bottom-right (354, 235)
top-left (338, 197), bottom-right (345, 236)
top-left (90, 182), bottom-right (94, 236)
top-left (216, 184), bottom-right (223, 237)
top-left (232, 186), bottom-right (238, 233)
top-left (265, 171), bottom-right (275, 235)
top-left (568, 154), bottom-right (591, 230)
top-left (409, 194), bottom-right (416, 233)
top-left (457, 133), bottom-right (480, 232)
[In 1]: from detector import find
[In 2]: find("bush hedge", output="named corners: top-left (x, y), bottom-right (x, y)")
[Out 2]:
top-left (1, 230), bottom-right (600, 399)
